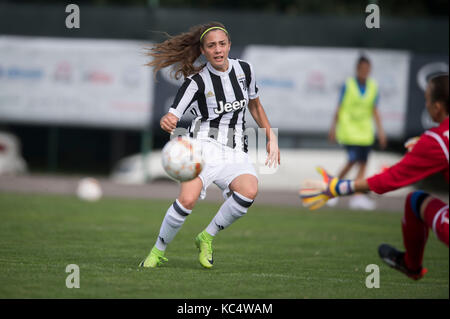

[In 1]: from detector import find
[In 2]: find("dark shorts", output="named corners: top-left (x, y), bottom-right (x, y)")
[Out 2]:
top-left (344, 145), bottom-right (372, 163)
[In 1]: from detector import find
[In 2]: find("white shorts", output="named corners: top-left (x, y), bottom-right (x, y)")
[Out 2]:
top-left (197, 138), bottom-right (258, 200)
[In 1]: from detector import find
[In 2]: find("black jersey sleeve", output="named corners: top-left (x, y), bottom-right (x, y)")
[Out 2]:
top-left (168, 78), bottom-right (199, 119)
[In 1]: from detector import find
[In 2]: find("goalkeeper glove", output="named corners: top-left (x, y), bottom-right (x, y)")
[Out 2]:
top-left (299, 167), bottom-right (355, 210)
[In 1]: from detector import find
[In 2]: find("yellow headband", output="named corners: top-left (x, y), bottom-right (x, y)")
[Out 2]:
top-left (200, 27), bottom-right (228, 41)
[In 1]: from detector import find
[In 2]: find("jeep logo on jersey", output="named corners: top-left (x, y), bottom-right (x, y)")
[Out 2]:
top-left (214, 99), bottom-right (247, 115)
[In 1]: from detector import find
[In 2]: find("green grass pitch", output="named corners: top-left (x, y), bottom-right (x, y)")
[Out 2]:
top-left (0, 192), bottom-right (448, 298)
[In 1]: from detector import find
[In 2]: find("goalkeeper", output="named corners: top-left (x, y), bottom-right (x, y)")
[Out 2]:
top-left (300, 74), bottom-right (449, 280)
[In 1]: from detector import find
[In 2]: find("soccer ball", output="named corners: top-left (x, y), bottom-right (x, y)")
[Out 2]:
top-left (76, 177), bottom-right (103, 201)
top-left (161, 136), bottom-right (203, 182)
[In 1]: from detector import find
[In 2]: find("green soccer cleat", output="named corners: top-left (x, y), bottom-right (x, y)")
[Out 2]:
top-left (195, 231), bottom-right (214, 269)
top-left (139, 246), bottom-right (168, 268)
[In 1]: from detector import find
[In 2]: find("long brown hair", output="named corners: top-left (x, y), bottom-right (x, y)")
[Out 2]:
top-left (146, 22), bottom-right (230, 80)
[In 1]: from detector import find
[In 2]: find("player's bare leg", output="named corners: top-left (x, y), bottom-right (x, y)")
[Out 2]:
top-left (355, 161), bottom-right (367, 180)
top-left (140, 177), bottom-right (203, 268)
top-left (178, 177), bottom-right (203, 209)
top-left (197, 174), bottom-right (257, 268)
top-left (229, 174), bottom-right (258, 200)
top-left (337, 161), bottom-right (355, 179)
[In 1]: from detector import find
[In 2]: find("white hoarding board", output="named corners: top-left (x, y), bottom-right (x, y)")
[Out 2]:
top-left (242, 46), bottom-right (410, 138)
top-left (0, 36), bottom-right (152, 129)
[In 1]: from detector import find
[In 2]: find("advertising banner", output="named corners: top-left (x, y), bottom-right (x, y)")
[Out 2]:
top-left (0, 36), bottom-right (152, 129)
top-left (242, 46), bottom-right (411, 139)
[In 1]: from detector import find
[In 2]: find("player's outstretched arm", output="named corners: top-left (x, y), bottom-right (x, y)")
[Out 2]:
top-left (299, 167), bottom-right (370, 210)
top-left (248, 97), bottom-right (280, 168)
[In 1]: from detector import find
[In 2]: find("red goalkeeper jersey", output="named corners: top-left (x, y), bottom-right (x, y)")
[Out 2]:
top-left (367, 117), bottom-right (449, 194)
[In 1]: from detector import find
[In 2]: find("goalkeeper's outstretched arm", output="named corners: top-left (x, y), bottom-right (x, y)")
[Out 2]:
top-left (299, 167), bottom-right (374, 210)
top-left (354, 178), bottom-right (370, 192)
top-left (299, 167), bottom-right (366, 210)
top-left (300, 131), bottom-right (446, 210)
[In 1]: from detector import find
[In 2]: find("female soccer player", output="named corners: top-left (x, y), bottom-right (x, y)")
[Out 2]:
top-left (300, 74), bottom-right (448, 280)
top-left (139, 22), bottom-right (280, 269)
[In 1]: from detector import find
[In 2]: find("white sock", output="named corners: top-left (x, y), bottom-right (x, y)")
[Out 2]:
top-left (155, 199), bottom-right (192, 251)
top-left (205, 192), bottom-right (254, 236)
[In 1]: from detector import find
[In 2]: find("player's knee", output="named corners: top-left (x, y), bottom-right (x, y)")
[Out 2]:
top-left (406, 191), bottom-right (430, 221)
top-left (229, 174), bottom-right (258, 200)
top-left (230, 177), bottom-right (258, 200)
top-left (245, 185), bottom-right (258, 200)
top-left (239, 183), bottom-right (258, 200)
top-left (177, 195), bottom-right (198, 210)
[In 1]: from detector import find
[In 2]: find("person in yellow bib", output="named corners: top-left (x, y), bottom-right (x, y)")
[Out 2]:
top-left (328, 56), bottom-right (387, 210)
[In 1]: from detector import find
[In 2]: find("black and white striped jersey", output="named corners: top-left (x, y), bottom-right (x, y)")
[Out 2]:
top-left (168, 58), bottom-right (259, 153)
